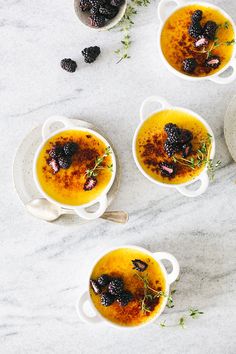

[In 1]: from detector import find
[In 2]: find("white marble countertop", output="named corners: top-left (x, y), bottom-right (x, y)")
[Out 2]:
top-left (1, 0), bottom-right (236, 353)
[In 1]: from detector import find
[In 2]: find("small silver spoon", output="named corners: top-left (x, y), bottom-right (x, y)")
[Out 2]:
top-left (26, 198), bottom-right (128, 224)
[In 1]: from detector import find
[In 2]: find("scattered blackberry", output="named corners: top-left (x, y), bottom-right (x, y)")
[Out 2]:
top-left (82, 46), bottom-right (101, 63)
top-left (49, 146), bottom-right (64, 159)
top-left (97, 274), bottom-right (111, 287)
top-left (132, 259), bottom-right (148, 272)
top-left (180, 129), bottom-right (193, 144)
top-left (89, 13), bottom-right (106, 27)
top-left (205, 55), bottom-right (221, 69)
top-left (83, 177), bottom-right (97, 191)
top-left (80, 0), bottom-right (91, 11)
top-left (203, 21), bottom-right (217, 40)
top-left (100, 292), bottom-right (115, 307)
top-left (182, 58), bottom-right (197, 73)
top-left (58, 155), bottom-right (72, 169)
top-left (182, 143), bottom-right (192, 158)
top-left (108, 278), bottom-right (124, 296)
top-left (159, 162), bottom-right (176, 178)
top-left (189, 22), bottom-right (203, 38)
top-left (63, 142), bottom-right (78, 156)
top-left (99, 4), bottom-right (118, 19)
top-left (164, 140), bottom-right (178, 157)
top-left (60, 58), bottom-right (77, 73)
top-left (117, 291), bottom-right (133, 307)
top-left (110, 0), bottom-right (124, 6)
top-left (191, 9), bottom-right (202, 23)
top-left (48, 159), bottom-right (60, 174)
top-left (90, 279), bottom-right (101, 294)
top-left (194, 36), bottom-right (209, 48)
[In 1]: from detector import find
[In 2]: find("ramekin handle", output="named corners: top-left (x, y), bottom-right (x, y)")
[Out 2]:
top-left (176, 171), bottom-right (209, 197)
top-left (76, 291), bottom-right (102, 324)
top-left (139, 96), bottom-right (171, 121)
top-left (153, 252), bottom-right (180, 285)
top-left (75, 195), bottom-right (108, 220)
top-left (158, 0), bottom-right (183, 24)
top-left (209, 58), bottom-right (236, 85)
top-left (42, 115), bottom-right (74, 140)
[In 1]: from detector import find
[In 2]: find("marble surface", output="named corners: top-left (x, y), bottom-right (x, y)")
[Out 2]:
top-left (1, 0), bottom-right (236, 353)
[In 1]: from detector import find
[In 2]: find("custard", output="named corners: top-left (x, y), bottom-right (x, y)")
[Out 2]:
top-left (36, 130), bottom-right (113, 206)
top-left (161, 4), bottom-right (235, 76)
top-left (136, 109), bottom-right (211, 184)
top-left (90, 248), bottom-right (166, 327)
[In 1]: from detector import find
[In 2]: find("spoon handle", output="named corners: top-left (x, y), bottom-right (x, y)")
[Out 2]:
top-left (101, 211), bottom-right (129, 224)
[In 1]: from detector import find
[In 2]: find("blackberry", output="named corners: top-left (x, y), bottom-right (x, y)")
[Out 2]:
top-left (164, 140), bottom-right (178, 157)
top-left (189, 22), bottom-right (203, 38)
top-left (205, 55), bottom-right (221, 69)
top-left (182, 58), bottom-right (197, 73)
top-left (80, 0), bottom-right (91, 11)
top-left (166, 128), bottom-right (182, 144)
top-left (83, 177), bottom-right (97, 191)
top-left (203, 21), bottom-right (217, 40)
top-left (82, 46), bottom-right (101, 63)
top-left (132, 259), bottom-right (148, 272)
top-left (89, 13), bottom-right (106, 27)
top-left (97, 274), bottom-right (111, 287)
top-left (194, 36), bottom-right (209, 48)
top-left (90, 279), bottom-right (101, 294)
top-left (110, 0), bottom-right (124, 6)
top-left (99, 4), bottom-right (118, 19)
top-left (180, 129), bottom-right (193, 144)
top-left (159, 162), bottom-right (176, 178)
top-left (191, 10), bottom-right (202, 23)
top-left (49, 146), bottom-right (64, 159)
top-left (48, 159), bottom-right (60, 174)
top-left (100, 292), bottom-right (115, 307)
top-left (89, 0), bottom-right (104, 6)
top-left (58, 155), bottom-right (72, 169)
top-left (60, 58), bottom-right (77, 73)
top-left (117, 291), bottom-right (133, 307)
top-left (108, 278), bottom-right (124, 296)
top-left (63, 142), bottom-right (78, 156)
top-left (182, 143), bottom-right (192, 158)
top-left (90, 5), bottom-right (99, 15)
top-left (164, 123), bottom-right (178, 135)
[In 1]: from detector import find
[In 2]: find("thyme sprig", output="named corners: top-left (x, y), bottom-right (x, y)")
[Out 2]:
top-left (135, 273), bottom-right (173, 313)
top-left (114, 0), bottom-right (151, 63)
top-left (159, 308), bottom-right (204, 329)
top-left (172, 134), bottom-right (221, 180)
top-left (85, 146), bottom-right (113, 178)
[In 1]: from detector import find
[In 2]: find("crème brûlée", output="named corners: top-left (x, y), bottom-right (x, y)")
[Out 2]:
top-left (90, 248), bottom-right (166, 327)
top-left (36, 130), bottom-right (113, 206)
top-left (136, 109), bottom-right (212, 184)
top-left (161, 4), bottom-right (235, 77)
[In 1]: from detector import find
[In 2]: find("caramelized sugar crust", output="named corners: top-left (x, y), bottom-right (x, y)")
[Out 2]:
top-left (136, 110), bottom-right (211, 184)
top-left (36, 130), bottom-right (113, 206)
top-left (161, 5), bottom-right (235, 77)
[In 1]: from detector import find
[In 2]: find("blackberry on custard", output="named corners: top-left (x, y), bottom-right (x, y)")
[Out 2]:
top-left (182, 58), bottom-right (197, 73)
top-left (58, 156), bottom-right (72, 169)
top-left (90, 279), bottom-right (101, 294)
top-left (108, 278), bottom-right (124, 296)
top-left (205, 55), bottom-right (221, 69)
top-left (63, 142), bottom-right (78, 156)
top-left (117, 291), bottom-right (133, 307)
top-left (100, 292), bottom-right (115, 307)
top-left (97, 274), bottom-right (111, 287)
top-left (189, 21), bottom-right (203, 38)
top-left (203, 21), bottom-right (218, 40)
top-left (164, 140), bottom-right (178, 157)
top-left (159, 162), bottom-right (176, 178)
top-left (191, 10), bottom-right (203, 23)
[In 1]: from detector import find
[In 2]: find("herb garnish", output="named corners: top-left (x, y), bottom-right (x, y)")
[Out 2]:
top-left (159, 308), bottom-right (204, 329)
top-left (172, 134), bottom-right (221, 180)
top-left (189, 308), bottom-right (204, 319)
top-left (135, 273), bottom-right (173, 313)
top-left (114, 0), bottom-right (151, 63)
top-left (85, 146), bottom-right (113, 178)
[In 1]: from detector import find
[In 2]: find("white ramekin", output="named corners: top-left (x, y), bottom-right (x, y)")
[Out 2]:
top-left (157, 0), bottom-right (236, 84)
top-left (74, 0), bottom-right (127, 31)
top-left (132, 96), bottom-right (215, 197)
top-left (33, 116), bottom-right (116, 220)
top-left (76, 245), bottom-right (180, 329)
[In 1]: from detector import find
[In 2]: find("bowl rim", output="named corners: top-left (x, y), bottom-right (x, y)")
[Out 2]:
top-left (73, 0), bottom-right (128, 31)
top-left (157, 0), bottom-right (236, 81)
top-left (33, 126), bottom-right (116, 210)
top-left (85, 245), bottom-right (171, 330)
top-left (132, 106), bottom-right (216, 188)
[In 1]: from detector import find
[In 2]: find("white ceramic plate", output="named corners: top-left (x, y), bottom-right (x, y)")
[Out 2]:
top-left (13, 119), bottom-right (120, 224)
top-left (224, 95), bottom-right (236, 162)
